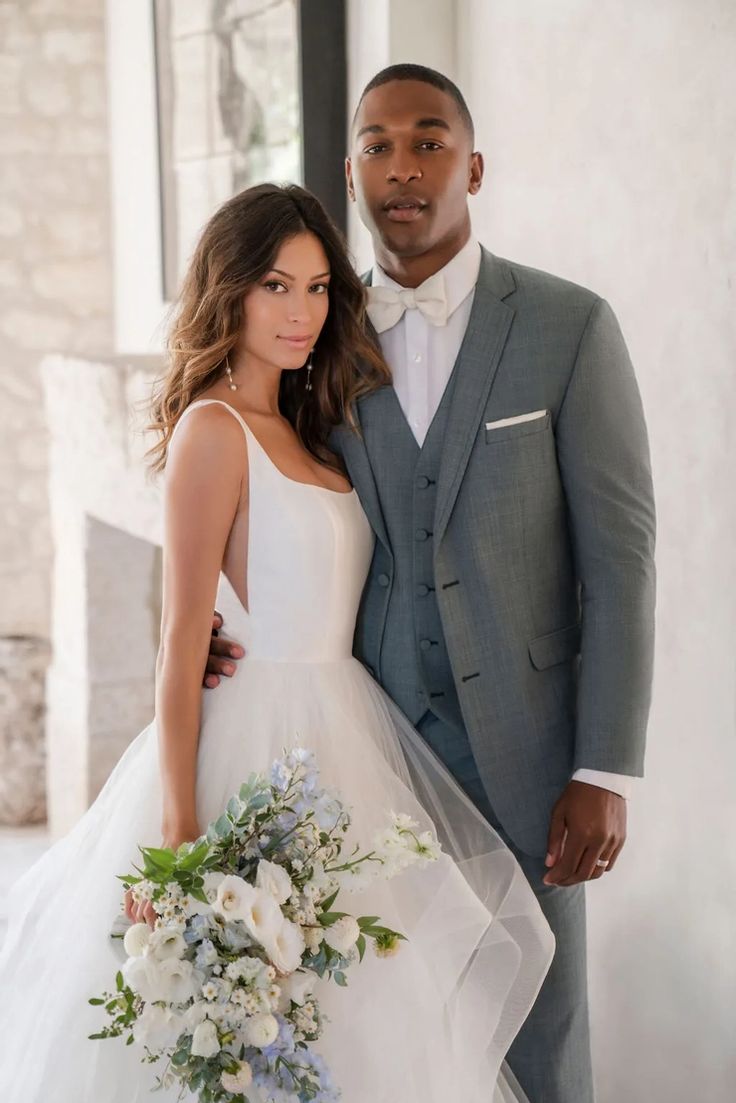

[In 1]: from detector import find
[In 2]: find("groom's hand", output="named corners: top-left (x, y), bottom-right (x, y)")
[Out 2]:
top-left (543, 781), bottom-right (626, 887)
top-left (203, 610), bottom-right (245, 688)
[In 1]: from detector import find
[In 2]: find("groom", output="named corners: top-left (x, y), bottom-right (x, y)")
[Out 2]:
top-left (208, 65), bottom-right (656, 1102)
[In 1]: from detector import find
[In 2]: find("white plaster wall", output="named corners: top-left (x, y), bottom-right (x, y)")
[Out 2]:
top-left (453, 2), bottom-right (736, 1098)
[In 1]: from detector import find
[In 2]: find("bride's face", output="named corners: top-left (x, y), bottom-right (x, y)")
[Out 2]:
top-left (240, 232), bottom-right (331, 373)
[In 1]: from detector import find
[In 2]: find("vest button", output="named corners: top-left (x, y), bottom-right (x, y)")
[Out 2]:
top-left (377, 573), bottom-right (390, 587)
top-left (416, 475), bottom-right (430, 489)
top-left (417, 584), bottom-right (430, 597)
top-left (415, 528), bottom-right (430, 541)
top-left (419, 638), bottom-right (432, 652)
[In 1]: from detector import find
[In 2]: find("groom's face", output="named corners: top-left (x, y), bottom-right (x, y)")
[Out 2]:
top-left (346, 80), bottom-right (482, 260)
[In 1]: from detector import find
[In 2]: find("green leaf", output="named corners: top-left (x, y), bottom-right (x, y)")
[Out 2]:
top-left (115, 971), bottom-right (124, 992)
top-left (333, 970), bottom-right (348, 987)
top-left (357, 916), bottom-right (380, 929)
top-left (321, 888), bottom-right (339, 912)
top-left (355, 934), bottom-right (366, 962)
top-left (318, 910), bottom-right (348, 926)
top-left (88, 997), bottom-right (105, 1005)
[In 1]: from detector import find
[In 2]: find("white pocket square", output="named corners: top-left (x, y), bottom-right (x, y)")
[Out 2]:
top-left (485, 409), bottom-right (548, 431)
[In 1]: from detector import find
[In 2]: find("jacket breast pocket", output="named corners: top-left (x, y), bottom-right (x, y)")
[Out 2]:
top-left (484, 410), bottom-right (551, 445)
top-left (528, 623), bottom-right (581, 670)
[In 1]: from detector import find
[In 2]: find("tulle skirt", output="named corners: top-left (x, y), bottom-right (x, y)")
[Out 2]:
top-left (0, 656), bottom-right (554, 1102)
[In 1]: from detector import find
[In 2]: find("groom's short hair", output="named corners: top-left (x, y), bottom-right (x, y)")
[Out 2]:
top-left (353, 63), bottom-right (475, 144)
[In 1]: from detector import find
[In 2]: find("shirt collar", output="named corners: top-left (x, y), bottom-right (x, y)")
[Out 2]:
top-left (370, 236), bottom-right (481, 320)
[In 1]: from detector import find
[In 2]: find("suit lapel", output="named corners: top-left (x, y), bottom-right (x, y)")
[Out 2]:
top-left (434, 249), bottom-right (517, 546)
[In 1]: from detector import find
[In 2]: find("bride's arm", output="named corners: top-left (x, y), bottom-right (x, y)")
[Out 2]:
top-left (155, 404), bottom-right (247, 846)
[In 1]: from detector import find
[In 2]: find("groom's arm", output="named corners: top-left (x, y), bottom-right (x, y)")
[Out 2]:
top-left (545, 297), bottom-right (656, 885)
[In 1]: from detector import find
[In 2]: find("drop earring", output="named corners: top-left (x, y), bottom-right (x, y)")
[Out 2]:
top-left (225, 355), bottom-right (237, 391)
top-left (305, 349), bottom-right (314, 392)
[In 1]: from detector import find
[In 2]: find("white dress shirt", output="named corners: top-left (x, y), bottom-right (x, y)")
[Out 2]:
top-left (369, 237), bottom-right (635, 800)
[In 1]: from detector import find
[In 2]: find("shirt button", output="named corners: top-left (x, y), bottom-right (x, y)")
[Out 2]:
top-left (419, 638), bottom-right (432, 652)
top-left (413, 353), bottom-right (422, 363)
top-left (377, 573), bottom-right (390, 587)
top-left (417, 584), bottom-right (430, 597)
top-left (416, 475), bottom-right (430, 489)
top-left (415, 528), bottom-right (430, 542)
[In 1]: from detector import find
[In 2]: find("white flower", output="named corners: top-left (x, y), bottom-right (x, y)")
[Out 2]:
top-left (191, 1018), bottom-right (220, 1058)
top-left (122, 956), bottom-right (162, 1003)
top-left (213, 878), bottom-right (284, 949)
top-left (132, 1003), bottom-right (184, 1050)
top-left (124, 954), bottom-right (198, 1005)
top-left (157, 957), bottom-right (200, 1004)
top-left (256, 859), bottom-right (293, 905)
top-left (147, 927), bottom-right (186, 961)
top-left (183, 1001), bottom-right (209, 1031)
top-left (277, 969), bottom-right (317, 1010)
top-left (262, 917), bottom-right (305, 975)
top-left (202, 871), bottom-right (226, 903)
top-left (201, 981), bottom-right (218, 1001)
top-left (221, 1061), bottom-right (253, 1093)
top-left (242, 1012), bottom-right (279, 1048)
top-left (325, 916), bottom-right (360, 955)
top-left (123, 922), bottom-right (151, 958)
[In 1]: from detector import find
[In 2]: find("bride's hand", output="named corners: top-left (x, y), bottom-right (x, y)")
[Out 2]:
top-left (122, 816), bottom-right (202, 929)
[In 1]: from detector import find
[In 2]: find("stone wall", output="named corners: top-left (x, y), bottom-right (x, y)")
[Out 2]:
top-left (0, 0), bottom-right (114, 823)
top-left (0, 0), bottom-right (113, 640)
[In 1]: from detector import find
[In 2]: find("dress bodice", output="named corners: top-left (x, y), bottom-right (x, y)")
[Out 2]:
top-left (176, 399), bottom-right (374, 662)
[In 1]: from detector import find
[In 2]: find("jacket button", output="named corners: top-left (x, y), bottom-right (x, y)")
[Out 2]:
top-left (415, 528), bottom-right (430, 541)
top-left (416, 475), bottom-right (430, 489)
top-left (377, 573), bottom-right (390, 587)
top-left (419, 638), bottom-right (432, 652)
top-left (417, 584), bottom-right (430, 597)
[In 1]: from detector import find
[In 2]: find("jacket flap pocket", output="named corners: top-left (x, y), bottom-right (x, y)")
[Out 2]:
top-left (528, 623), bottom-right (581, 670)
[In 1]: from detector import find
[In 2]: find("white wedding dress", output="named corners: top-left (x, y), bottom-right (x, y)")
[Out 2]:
top-left (0, 399), bottom-right (554, 1103)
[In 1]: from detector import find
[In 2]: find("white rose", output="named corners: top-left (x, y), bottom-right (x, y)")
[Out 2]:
top-left (256, 859), bottom-right (293, 906)
top-left (132, 1003), bottom-right (184, 1050)
top-left (191, 1018), bottom-right (220, 1058)
top-left (123, 922), bottom-right (152, 958)
top-left (325, 916), bottom-right (360, 954)
top-left (221, 1061), bottom-right (253, 1092)
top-left (147, 927), bottom-right (186, 961)
top-left (242, 1012), bottom-right (279, 1048)
top-left (262, 917), bottom-right (305, 975)
top-left (277, 968), bottom-right (317, 1011)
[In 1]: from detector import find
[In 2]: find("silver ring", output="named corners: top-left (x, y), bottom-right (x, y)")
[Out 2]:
top-left (595, 859), bottom-right (609, 868)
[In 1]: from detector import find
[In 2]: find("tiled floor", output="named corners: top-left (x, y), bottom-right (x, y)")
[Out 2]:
top-left (0, 824), bottom-right (51, 949)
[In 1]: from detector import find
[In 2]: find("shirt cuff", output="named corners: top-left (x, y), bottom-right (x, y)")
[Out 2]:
top-left (572, 768), bottom-right (637, 800)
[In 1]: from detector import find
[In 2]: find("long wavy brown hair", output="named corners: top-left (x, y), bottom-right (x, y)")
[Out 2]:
top-left (145, 183), bottom-right (389, 474)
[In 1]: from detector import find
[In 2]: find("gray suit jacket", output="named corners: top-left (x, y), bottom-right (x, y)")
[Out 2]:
top-left (331, 247), bottom-right (656, 854)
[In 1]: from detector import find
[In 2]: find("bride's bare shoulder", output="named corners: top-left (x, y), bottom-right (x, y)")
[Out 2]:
top-left (167, 399), bottom-right (249, 470)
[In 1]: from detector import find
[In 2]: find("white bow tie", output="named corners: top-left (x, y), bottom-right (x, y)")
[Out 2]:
top-left (366, 271), bottom-right (448, 333)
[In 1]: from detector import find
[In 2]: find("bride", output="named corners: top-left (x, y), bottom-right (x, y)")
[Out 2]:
top-left (0, 183), bottom-right (553, 1102)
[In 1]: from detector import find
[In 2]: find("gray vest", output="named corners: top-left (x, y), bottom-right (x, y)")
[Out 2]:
top-left (360, 377), bottom-right (464, 729)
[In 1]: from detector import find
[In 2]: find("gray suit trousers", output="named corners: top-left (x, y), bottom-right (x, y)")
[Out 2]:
top-left (417, 710), bottom-right (594, 1103)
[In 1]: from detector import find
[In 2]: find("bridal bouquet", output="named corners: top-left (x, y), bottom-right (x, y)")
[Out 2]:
top-left (89, 747), bottom-right (441, 1102)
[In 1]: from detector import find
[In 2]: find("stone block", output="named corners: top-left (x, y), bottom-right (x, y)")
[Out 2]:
top-left (0, 636), bottom-right (51, 825)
